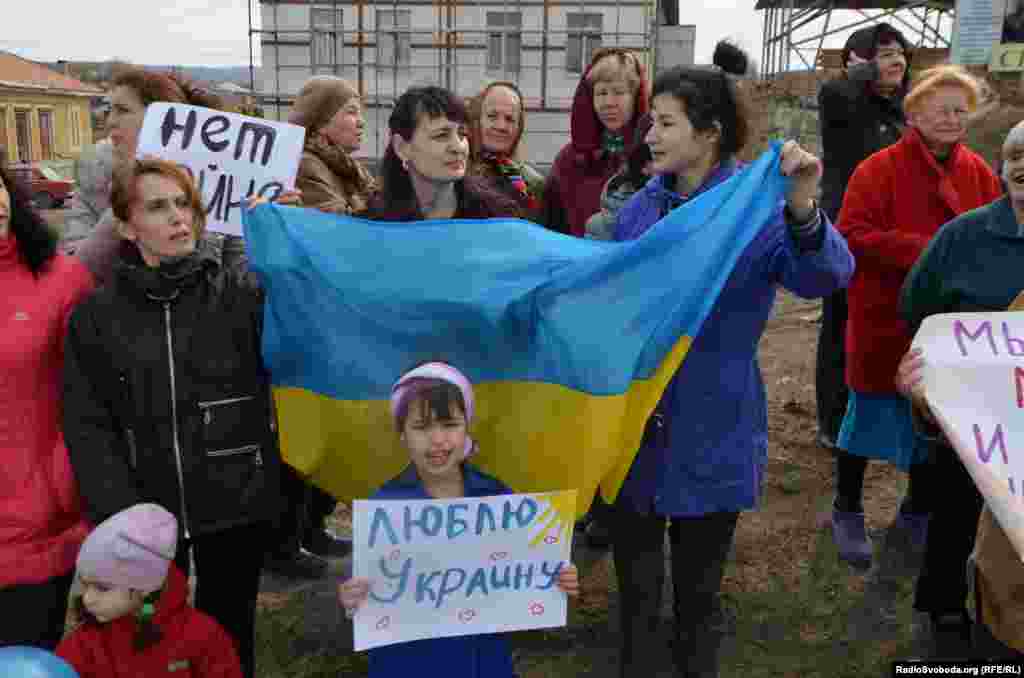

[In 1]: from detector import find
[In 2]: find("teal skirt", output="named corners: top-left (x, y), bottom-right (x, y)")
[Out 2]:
top-left (837, 390), bottom-right (930, 470)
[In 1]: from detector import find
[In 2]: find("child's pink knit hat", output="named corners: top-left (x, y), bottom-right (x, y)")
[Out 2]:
top-left (76, 503), bottom-right (178, 593)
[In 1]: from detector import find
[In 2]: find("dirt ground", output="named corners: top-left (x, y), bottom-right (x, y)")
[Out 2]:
top-left (252, 290), bottom-right (926, 678)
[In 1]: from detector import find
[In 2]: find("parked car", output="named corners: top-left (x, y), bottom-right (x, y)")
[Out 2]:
top-left (9, 162), bottom-right (76, 208)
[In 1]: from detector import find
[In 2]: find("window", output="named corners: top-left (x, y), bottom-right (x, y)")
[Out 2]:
top-left (487, 12), bottom-right (522, 73)
top-left (377, 10), bottom-right (411, 68)
top-left (312, 7), bottom-right (343, 73)
top-left (38, 110), bottom-right (54, 160)
top-left (14, 110), bottom-right (31, 162)
top-left (70, 108), bottom-right (82, 147)
top-left (566, 13), bottom-right (603, 73)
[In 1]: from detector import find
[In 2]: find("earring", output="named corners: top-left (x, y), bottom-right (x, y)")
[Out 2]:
top-left (402, 158), bottom-right (409, 171)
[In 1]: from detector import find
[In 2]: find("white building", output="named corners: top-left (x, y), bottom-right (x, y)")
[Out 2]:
top-left (253, 0), bottom-right (691, 167)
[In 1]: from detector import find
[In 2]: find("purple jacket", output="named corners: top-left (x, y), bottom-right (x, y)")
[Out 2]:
top-left (612, 161), bottom-right (854, 516)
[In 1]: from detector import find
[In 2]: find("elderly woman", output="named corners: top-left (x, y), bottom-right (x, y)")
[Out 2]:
top-left (468, 81), bottom-right (543, 218)
top-left (63, 159), bottom-right (284, 678)
top-left (896, 121), bottom-right (1024, 656)
top-left (274, 76), bottom-right (377, 569)
top-left (835, 65), bottom-right (1002, 570)
top-left (68, 67), bottom-right (240, 286)
top-left (542, 48), bottom-right (649, 237)
top-left (288, 76), bottom-right (376, 215)
top-left (0, 164), bottom-right (94, 649)
top-left (363, 86), bottom-right (517, 221)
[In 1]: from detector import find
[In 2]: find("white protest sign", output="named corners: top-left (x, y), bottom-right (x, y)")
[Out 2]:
top-left (915, 312), bottom-right (1024, 561)
top-left (136, 103), bottom-right (305, 236)
top-left (351, 490), bottom-right (576, 651)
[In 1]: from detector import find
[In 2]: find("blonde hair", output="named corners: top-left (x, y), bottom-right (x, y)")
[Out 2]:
top-left (903, 65), bottom-right (981, 115)
top-left (586, 49), bottom-right (642, 92)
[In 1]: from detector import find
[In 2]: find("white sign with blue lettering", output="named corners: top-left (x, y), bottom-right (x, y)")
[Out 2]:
top-left (136, 102), bottom-right (305, 236)
top-left (351, 490), bottom-right (576, 651)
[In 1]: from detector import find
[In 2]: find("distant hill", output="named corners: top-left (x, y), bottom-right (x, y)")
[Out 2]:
top-left (43, 61), bottom-right (253, 87)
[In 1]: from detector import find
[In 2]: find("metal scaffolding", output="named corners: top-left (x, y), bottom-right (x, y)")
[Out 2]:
top-left (246, 0), bottom-right (658, 165)
top-left (757, 0), bottom-right (954, 78)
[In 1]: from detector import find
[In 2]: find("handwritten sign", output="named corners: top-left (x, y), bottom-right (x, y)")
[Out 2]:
top-left (351, 490), bottom-right (576, 651)
top-left (136, 103), bottom-right (305, 236)
top-left (914, 313), bottom-right (1024, 561)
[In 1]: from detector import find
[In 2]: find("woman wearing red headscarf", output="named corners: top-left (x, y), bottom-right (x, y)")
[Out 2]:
top-left (542, 49), bottom-right (649, 237)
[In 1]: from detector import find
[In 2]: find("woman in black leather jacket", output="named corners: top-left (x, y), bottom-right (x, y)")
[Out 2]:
top-left (62, 158), bottom-right (280, 678)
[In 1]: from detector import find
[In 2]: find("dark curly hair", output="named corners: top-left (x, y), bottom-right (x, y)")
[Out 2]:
top-left (651, 40), bottom-right (753, 158)
top-left (0, 164), bottom-right (57, 276)
top-left (365, 86), bottom-right (516, 220)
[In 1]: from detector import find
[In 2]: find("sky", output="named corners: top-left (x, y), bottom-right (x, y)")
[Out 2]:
top-left (1, 1), bottom-right (946, 70)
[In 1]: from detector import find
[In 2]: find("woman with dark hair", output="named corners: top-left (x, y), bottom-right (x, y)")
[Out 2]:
top-left (0, 165), bottom-right (95, 648)
top-left (467, 81), bottom-right (544, 218)
top-left (70, 67), bottom-right (246, 286)
top-left (363, 86), bottom-right (517, 221)
top-left (815, 23), bottom-right (927, 568)
top-left (610, 41), bottom-right (854, 677)
top-left (62, 158), bottom-right (284, 678)
top-left (542, 48), bottom-right (649, 236)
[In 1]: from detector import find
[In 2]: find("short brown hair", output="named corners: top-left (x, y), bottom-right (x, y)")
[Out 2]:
top-left (110, 158), bottom-right (206, 238)
top-left (904, 65), bottom-right (981, 115)
top-left (288, 76), bottom-right (360, 135)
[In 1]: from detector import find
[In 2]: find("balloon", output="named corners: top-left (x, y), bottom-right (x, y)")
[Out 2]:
top-left (0, 646), bottom-right (79, 677)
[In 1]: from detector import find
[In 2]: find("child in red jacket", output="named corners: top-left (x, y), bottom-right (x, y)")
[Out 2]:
top-left (56, 504), bottom-right (242, 678)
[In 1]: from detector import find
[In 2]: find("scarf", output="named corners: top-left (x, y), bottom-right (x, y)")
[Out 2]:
top-left (601, 130), bottom-right (626, 156)
top-left (304, 135), bottom-right (377, 213)
top-left (479, 151), bottom-right (539, 211)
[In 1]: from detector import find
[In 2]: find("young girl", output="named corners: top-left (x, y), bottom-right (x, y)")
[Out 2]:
top-left (56, 504), bottom-right (242, 678)
top-left (338, 362), bottom-right (580, 677)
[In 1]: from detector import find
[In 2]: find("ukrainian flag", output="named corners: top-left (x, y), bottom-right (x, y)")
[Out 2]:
top-left (244, 143), bottom-right (788, 518)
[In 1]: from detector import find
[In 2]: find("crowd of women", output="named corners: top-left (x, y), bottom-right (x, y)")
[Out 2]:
top-left (0, 25), bottom-right (1021, 678)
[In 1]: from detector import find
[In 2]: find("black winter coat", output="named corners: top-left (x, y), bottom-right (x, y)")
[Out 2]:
top-left (62, 242), bottom-right (281, 539)
top-left (818, 61), bottom-right (906, 219)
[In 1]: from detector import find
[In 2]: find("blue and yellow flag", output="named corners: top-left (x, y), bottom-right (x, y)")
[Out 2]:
top-left (244, 143), bottom-right (788, 518)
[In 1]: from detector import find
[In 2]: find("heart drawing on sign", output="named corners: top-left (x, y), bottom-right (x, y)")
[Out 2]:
top-left (376, 616), bottom-right (391, 630)
top-left (458, 609), bottom-right (477, 623)
top-left (528, 602), bottom-right (545, 616)
top-left (489, 551), bottom-right (509, 561)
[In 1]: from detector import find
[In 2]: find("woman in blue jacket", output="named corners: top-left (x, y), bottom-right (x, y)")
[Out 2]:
top-left (610, 42), bottom-right (854, 677)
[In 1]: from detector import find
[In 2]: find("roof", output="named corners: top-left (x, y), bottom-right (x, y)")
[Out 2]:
top-left (0, 52), bottom-right (103, 96)
top-left (755, 0), bottom-right (952, 9)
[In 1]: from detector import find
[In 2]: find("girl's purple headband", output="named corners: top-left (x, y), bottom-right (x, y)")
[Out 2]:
top-left (390, 363), bottom-right (476, 458)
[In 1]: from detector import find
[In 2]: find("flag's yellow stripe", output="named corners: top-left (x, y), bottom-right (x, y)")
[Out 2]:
top-left (273, 334), bottom-right (692, 519)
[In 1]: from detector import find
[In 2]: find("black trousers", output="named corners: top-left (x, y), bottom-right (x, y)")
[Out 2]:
top-left (305, 485), bottom-right (337, 541)
top-left (273, 462), bottom-right (310, 554)
top-left (611, 506), bottom-right (739, 678)
top-left (0, 572), bottom-right (73, 649)
top-left (176, 523), bottom-right (267, 678)
top-left (914, 443), bottom-right (983, 616)
top-left (815, 289), bottom-right (849, 445)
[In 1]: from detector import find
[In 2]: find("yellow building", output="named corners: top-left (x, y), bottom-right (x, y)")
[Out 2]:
top-left (0, 52), bottom-right (102, 165)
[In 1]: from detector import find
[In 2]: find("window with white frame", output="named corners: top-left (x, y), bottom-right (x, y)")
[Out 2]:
top-left (566, 13), bottom-right (603, 73)
top-left (377, 10), bottom-right (411, 68)
top-left (70, 108), bottom-right (82, 147)
top-left (487, 12), bottom-right (522, 73)
top-left (312, 7), bottom-right (343, 73)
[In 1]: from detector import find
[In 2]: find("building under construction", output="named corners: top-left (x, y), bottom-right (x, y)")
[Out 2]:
top-left (249, 0), bottom-right (694, 166)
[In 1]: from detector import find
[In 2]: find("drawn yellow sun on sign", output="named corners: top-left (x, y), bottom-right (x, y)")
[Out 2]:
top-left (528, 490), bottom-right (578, 548)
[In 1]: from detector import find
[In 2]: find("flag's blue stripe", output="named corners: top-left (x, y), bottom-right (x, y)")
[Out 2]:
top-left (245, 142), bottom-right (788, 401)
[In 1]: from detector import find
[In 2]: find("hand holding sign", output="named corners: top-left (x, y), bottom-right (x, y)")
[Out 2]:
top-left (350, 491), bottom-right (576, 651)
top-left (136, 103), bottom-right (306, 236)
top-left (913, 309), bottom-right (1024, 561)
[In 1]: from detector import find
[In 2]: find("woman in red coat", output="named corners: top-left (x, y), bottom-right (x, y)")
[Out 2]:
top-left (0, 164), bottom-right (94, 649)
top-left (835, 65), bottom-right (1001, 572)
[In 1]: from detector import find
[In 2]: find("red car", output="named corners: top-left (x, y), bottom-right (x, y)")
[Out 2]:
top-left (9, 163), bottom-right (76, 209)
